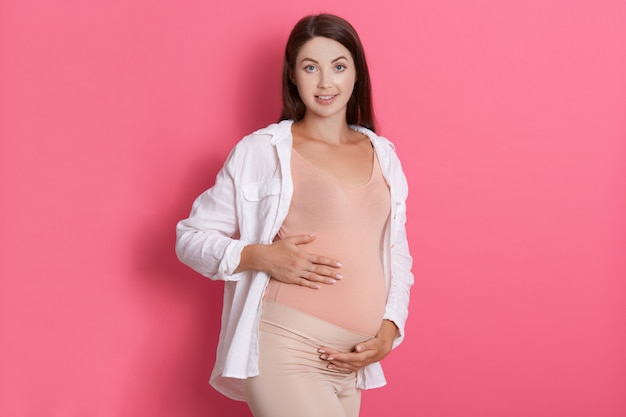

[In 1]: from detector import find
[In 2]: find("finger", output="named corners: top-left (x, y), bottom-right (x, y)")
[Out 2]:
top-left (294, 276), bottom-right (321, 289)
top-left (325, 351), bottom-right (363, 363)
top-left (282, 235), bottom-right (342, 267)
top-left (318, 347), bottom-right (340, 361)
top-left (319, 350), bottom-right (360, 365)
top-left (354, 340), bottom-right (376, 352)
top-left (327, 362), bottom-right (355, 373)
top-left (307, 253), bottom-right (343, 268)
top-left (302, 267), bottom-right (343, 284)
top-left (285, 233), bottom-right (318, 245)
top-left (331, 348), bottom-right (377, 369)
top-left (327, 354), bottom-right (362, 372)
top-left (318, 349), bottom-right (354, 372)
top-left (330, 357), bottom-right (366, 371)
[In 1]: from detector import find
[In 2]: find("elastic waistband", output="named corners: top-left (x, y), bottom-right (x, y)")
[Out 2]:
top-left (260, 299), bottom-right (372, 349)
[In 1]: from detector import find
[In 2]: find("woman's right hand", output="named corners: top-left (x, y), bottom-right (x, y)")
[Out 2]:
top-left (235, 234), bottom-right (342, 289)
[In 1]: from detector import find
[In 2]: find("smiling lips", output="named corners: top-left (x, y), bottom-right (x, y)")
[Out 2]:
top-left (315, 95), bottom-right (337, 104)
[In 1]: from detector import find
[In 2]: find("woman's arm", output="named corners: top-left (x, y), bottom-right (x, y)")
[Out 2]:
top-left (176, 138), bottom-right (344, 286)
top-left (175, 145), bottom-right (245, 281)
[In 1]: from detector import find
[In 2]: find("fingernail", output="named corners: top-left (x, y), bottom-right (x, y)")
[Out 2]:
top-left (335, 274), bottom-right (343, 279)
top-left (318, 349), bottom-right (326, 353)
top-left (335, 262), bottom-right (342, 267)
top-left (320, 354), bottom-right (328, 360)
top-left (329, 279), bottom-right (336, 284)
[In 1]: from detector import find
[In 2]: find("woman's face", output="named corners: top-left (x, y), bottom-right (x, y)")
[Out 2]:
top-left (291, 36), bottom-right (357, 121)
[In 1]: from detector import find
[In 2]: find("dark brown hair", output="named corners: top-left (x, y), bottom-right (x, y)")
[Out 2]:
top-left (279, 14), bottom-right (377, 132)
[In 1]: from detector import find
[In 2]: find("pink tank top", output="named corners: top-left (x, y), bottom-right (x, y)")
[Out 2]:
top-left (264, 148), bottom-right (390, 336)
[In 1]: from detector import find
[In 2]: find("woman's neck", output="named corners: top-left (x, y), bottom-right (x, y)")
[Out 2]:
top-left (294, 114), bottom-right (352, 145)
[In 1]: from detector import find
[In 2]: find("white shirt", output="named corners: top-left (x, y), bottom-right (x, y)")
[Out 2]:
top-left (176, 120), bottom-right (413, 401)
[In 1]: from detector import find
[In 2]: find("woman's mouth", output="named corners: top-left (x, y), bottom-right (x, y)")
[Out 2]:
top-left (315, 95), bottom-right (337, 104)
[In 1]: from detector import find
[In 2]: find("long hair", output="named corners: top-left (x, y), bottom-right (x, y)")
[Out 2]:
top-left (279, 14), bottom-right (377, 132)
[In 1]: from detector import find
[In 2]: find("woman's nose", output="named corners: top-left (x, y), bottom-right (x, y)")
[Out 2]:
top-left (317, 70), bottom-right (332, 88)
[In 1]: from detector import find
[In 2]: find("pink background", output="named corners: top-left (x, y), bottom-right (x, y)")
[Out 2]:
top-left (1, 0), bottom-right (625, 416)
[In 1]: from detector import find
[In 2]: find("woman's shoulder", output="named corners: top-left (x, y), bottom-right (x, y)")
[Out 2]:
top-left (350, 125), bottom-right (398, 155)
top-left (249, 120), bottom-right (294, 142)
top-left (229, 120), bottom-right (294, 154)
top-left (223, 120), bottom-right (294, 171)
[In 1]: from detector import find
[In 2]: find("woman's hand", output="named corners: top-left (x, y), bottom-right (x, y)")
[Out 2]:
top-left (317, 320), bottom-right (398, 373)
top-left (236, 233), bottom-right (342, 289)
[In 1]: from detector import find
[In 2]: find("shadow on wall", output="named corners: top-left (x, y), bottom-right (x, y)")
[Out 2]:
top-left (125, 151), bottom-right (248, 416)
top-left (121, 35), bottom-right (284, 416)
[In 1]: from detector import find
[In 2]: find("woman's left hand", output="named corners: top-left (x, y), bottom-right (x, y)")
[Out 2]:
top-left (317, 320), bottom-right (397, 373)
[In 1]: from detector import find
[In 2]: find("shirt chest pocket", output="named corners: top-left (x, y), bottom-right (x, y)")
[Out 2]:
top-left (241, 179), bottom-right (282, 241)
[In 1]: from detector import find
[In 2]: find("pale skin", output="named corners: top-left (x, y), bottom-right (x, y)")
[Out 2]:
top-left (235, 36), bottom-right (397, 374)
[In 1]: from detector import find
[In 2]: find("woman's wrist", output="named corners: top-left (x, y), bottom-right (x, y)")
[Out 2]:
top-left (377, 320), bottom-right (398, 345)
top-left (234, 243), bottom-right (269, 274)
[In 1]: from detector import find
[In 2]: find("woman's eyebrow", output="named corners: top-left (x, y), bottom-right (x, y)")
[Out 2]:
top-left (299, 56), bottom-right (349, 64)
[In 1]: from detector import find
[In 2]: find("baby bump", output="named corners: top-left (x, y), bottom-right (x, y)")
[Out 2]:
top-left (264, 240), bottom-right (387, 336)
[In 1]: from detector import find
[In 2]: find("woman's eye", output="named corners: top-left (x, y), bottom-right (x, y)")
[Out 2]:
top-left (304, 65), bottom-right (316, 72)
top-left (335, 64), bottom-right (346, 71)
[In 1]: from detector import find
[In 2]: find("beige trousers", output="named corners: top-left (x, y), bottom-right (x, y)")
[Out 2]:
top-left (242, 300), bottom-right (372, 417)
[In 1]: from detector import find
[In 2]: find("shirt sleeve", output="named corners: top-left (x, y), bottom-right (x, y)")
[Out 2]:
top-left (175, 144), bottom-right (248, 281)
top-left (382, 148), bottom-right (414, 349)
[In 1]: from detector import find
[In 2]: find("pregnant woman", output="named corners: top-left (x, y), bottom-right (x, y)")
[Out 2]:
top-left (176, 13), bottom-right (413, 417)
